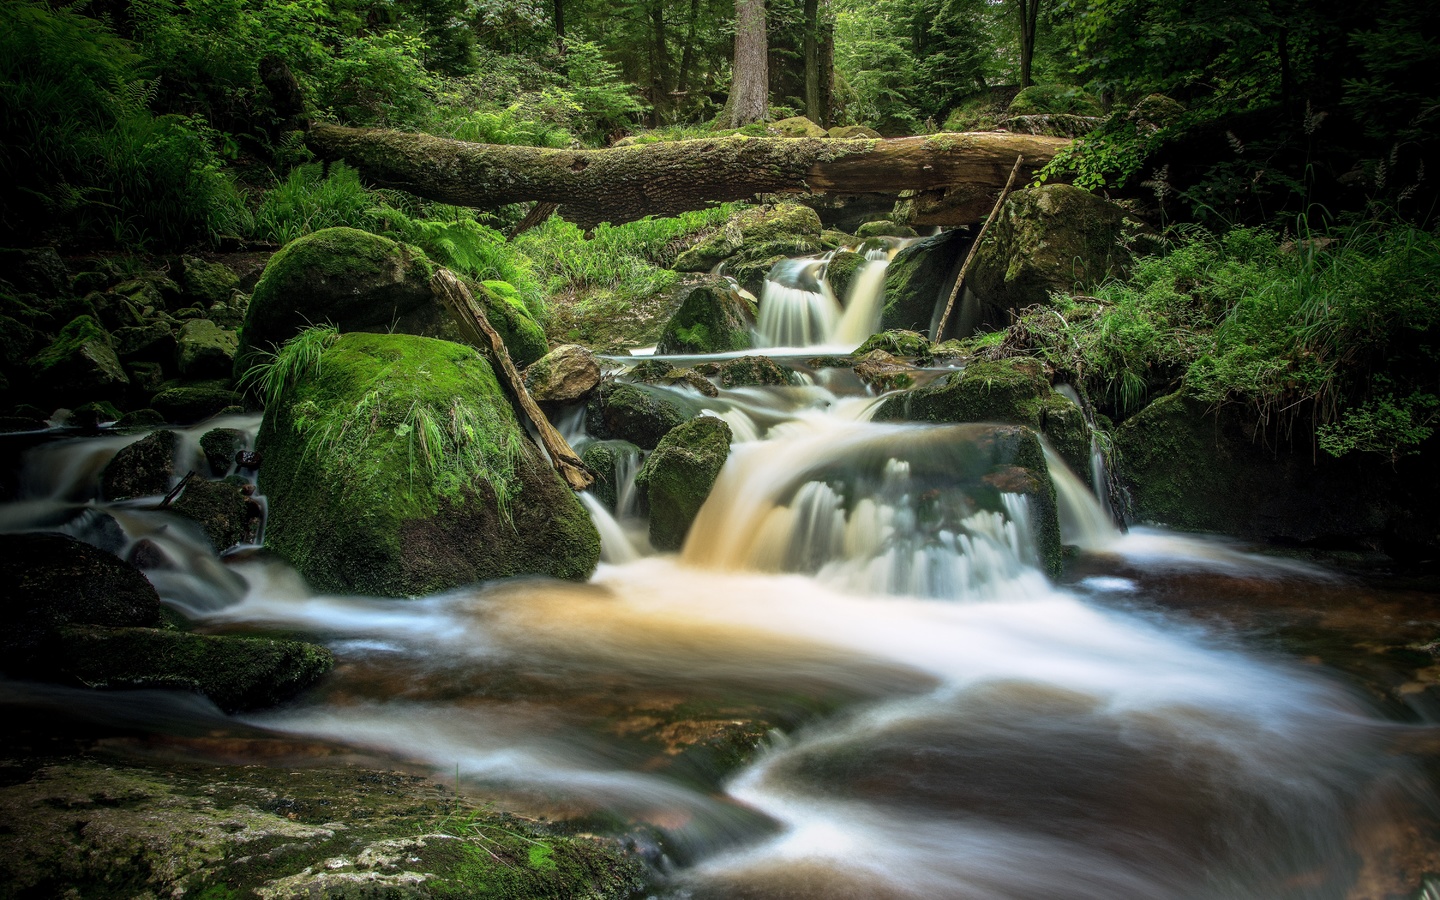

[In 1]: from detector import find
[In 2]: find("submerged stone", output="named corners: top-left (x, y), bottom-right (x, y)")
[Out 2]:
top-left (258, 331), bottom-right (599, 596)
top-left (636, 415), bottom-right (733, 551)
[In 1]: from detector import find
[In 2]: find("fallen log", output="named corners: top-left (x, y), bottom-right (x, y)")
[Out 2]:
top-left (430, 269), bottom-right (594, 491)
top-left (307, 123), bottom-right (1069, 228)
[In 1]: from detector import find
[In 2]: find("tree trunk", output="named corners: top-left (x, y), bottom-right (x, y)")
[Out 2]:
top-left (728, 0), bottom-right (769, 127)
top-left (306, 123), bottom-right (1068, 228)
top-left (1018, 0), bottom-right (1040, 88)
top-left (803, 0), bottom-right (821, 124)
top-left (819, 21), bottom-right (834, 128)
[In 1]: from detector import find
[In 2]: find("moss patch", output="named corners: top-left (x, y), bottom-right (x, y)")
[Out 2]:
top-left (636, 416), bottom-right (732, 550)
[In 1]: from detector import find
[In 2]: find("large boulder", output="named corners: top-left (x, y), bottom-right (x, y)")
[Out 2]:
top-left (585, 381), bottom-right (697, 450)
top-left (674, 203), bottom-right (824, 272)
top-left (0, 532), bottom-right (163, 665)
top-left (636, 416), bottom-right (733, 550)
top-left (524, 343), bottom-right (601, 403)
top-left (236, 227), bottom-right (443, 371)
top-left (968, 184), bottom-right (1141, 321)
top-left (875, 357), bottom-right (1091, 476)
top-left (655, 279), bottom-right (757, 355)
top-left (772, 115), bottom-right (828, 138)
top-left (880, 230), bottom-right (968, 333)
top-left (27, 315), bottom-right (129, 407)
top-left (258, 331), bottom-right (599, 596)
top-left (176, 318), bottom-right (238, 379)
top-left (101, 430), bottom-right (177, 500)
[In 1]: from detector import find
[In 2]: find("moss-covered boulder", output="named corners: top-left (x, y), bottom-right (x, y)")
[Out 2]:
top-left (1007, 85), bottom-right (1102, 117)
top-left (968, 184), bottom-right (1140, 321)
top-left (856, 329), bottom-right (932, 361)
top-left (772, 115), bottom-right (828, 138)
top-left (825, 250), bottom-right (867, 304)
top-left (171, 477), bottom-right (259, 551)
top-left (67, 400), bottom-right (122, 429)
top-left (581, 439), bottom-right (642, 513)
top-left (880, 230), bottom-right (967, 333)
top-left (585, 381), bottom-right (697, 450)
top-left (828, 125), bottom-right (882, 139)
top-left (0, 532), bottom-right (163, 666)
top-left (717, 355), bottom-right (802, 388)
top-left (979, 425), bottom-right (1063, 578)
top-left (237, 227), bottom-right (444, 371)
top-left (27, 315), bottom-right (129, 406)
top-left (874, 357), bottom-right (1091, 475)
top-left (524, 343), bottom-right (601, 403)
top-left (199, 427), bottom-right (245, 476)
top-left (674, 203), bottom-right (824, 272)
top-left (856, 221), bottom-right (918, 238)
top-left (475, 278), bottom-right (549, 367)
top-left (176, 318), bottom-right (238, 379)
top-left (150, 380), bottom-right (244, 423)
top-left (258, 332), bottom-right (599, 596)
top-left (627, 361), bottom-right (719, 398)
top-left (50, 626), bottom-right (332, 712)
top-left (853, 350), bottom-right (917, 392)
top-left (101, 429), bottom-right (177, 500)
top-left (636, 415), bottom-right (732, 550)
top-left (655, 279), bottom-right (756, 355)
top-left (177, 254), bottom-right (240, 307)
top-left (115, 408), bottom-right (164, 429)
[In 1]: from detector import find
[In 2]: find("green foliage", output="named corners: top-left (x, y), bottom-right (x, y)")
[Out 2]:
top-left (243, 324), bottom-right (340, 409)
top-left (1007, 221), bottom-right (1440, 460)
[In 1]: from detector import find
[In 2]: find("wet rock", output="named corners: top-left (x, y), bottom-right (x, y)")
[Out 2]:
top-left (969, 184), bottom-right (1147, 321)
top-left (524, 344), bottom-right (601, 403)
top-left (199, 427), bottom-right (245, 476)
top-left (853, 350), bottom-right (917, 392)
top-left (237, 227), bottom-right (442, 371)
top-left (977, 425), bottom-right (1063, 578)
top-left (717, 355), bottom-right (802, 388)
top-left (881, 229), bottom-right (968, 333)
top-left (856, 220), bottom-right (918, 238)
top-left (0, 532), bottom-right (163, 667)
top-left (177, 254), bottom-right (240, 307)
top-left (149, 380), bottom-right (243, 423)
top-left (259, 332), bottom-right (600, 596)
top-left (772, 115), bottom-right (828, 138)
top-left (726, 253), bottom-right (786, 297)
top-left (856, 329), bottom-right (933, 362)
top-left (170, 477), bottom-right (258, 551)
top-left (625, 361), bottom-right (719, 398)
top-left (825, 250), bottom-right (867, 303)
top-left (585, 381), bottom-right (696, 450)
top-left (0, 246), bottom-right (68, 297)
top-left (114, 408), bottom-right (165, 429)
top-left (655, 278), bottom-right (757, 355)
top-left (636, 415), bottom-right (733, 551)
top-left (581, 439), bottom-right (642, 513)
top-left (674, 202), bottom-right (824, 272)
top-left (51, 626), bottom-right (333, 712)
top-left (101, 429), bottom-right (177, 500)
top-left (176, 318), bottom-right (238, 379)
top-left (27, 315), bottom-right (129, 406)
top-left (67, 400), bottom-right (122, 429)
top-left (127, 538), bottom-right (172, 570)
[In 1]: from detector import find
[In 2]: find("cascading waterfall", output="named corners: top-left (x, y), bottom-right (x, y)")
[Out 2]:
top-left (755, 236), bottom-right (915, 350)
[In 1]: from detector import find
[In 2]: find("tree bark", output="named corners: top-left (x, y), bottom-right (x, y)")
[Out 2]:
top-left (306, 123), bottom-right (1068, 228)
top-left (1017, 0), bottom-right (1040, 88)
top-left (803, 0), bottom-right (821, 124)
top-left (728, 0), bottom-right (769, 126)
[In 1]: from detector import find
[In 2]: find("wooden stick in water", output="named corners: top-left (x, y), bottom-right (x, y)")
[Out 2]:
top-left (430, 269), bottom-right (594, 491)
top-left (932, 153), bottom-right (1025, 342)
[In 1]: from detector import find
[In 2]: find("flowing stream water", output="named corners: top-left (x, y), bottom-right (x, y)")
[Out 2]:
top-left (3, 253), bottom-right (1440, 898)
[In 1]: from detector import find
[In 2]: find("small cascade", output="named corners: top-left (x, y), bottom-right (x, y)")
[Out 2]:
top-left (1043, 443), bottom-right (1120, 550)
top-left (830, 255), bottom-right (890, 345)
top-left (756, 258), bottom-right (840, 347)
top-left (1054, 384), bottom-right (1119, 526)
top-left (579, 492), bottom-right (641, 564)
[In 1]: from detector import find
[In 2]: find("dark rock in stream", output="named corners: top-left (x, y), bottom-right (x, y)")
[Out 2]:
top-left (716, 355), bottom-right (802, 388)
top-left (199, 426), bottom-right (245, 476)
top-left (100, 429), bottom-right (177, 500)
top-left (655, 278), bottom-right (757, 356)
top-left (880, 229), bottom-right (967, 334)
top-left (170, 476), bottom-right (259, 551)
top-left (581, 440), bottom-right (642, 513)
top-left (636, 415), bottom-right (733, 551)
top-left (586, 381), bottom-right (697, 450)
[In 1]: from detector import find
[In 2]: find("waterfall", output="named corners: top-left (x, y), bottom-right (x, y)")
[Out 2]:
top-left (756, 258), bottom-right (840, 348)
top-left (830, 256), bottom-right (891, 345)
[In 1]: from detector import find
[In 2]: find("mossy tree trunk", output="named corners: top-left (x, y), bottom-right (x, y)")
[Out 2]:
top-left (306, 124), bottom-right (1069, 228)
top-left (729, 0), bottom-right (769, 127)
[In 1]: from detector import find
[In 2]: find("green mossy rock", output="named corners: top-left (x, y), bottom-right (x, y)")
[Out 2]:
top-left (725, 253), bottom-right (786, 297)
top-left (0, 532), bottom-right (163, 666)
top-left (627, 361), bottom-right (719, 398)
top-left (982, 425), bottom-right (1063, 578)
top-left (968, 184), bottom-right (1138, 319)
top-left (178, 254), bottom-right (240, 307)
top-left (68, 400), bottom-right (122, 429)
top-left (199, 427), bottom-right (245, 476)
top-left (28, 315), bottom-right (129, 406)
top-left (655, 279), bottom-right (756, 355)
top-left (636, 415), bottom-right (732, 551)
top-left (717, 355), bottom-right (802, 388)
top-left (828, 125), bottom-right (882, 139)
top-left (150, 381), bottom-right (244, 423)
top-left (0, 761), bottom-right (647, 900)
top-left (852, 351), bottom-right (917, 392)
top-left (171, 477), bottom-right (258, 551)
top-left (475, 278), bottom-right (549, 367)
top-left (856, 329), bottom-right (933, 362)
top-left (258, 332), bottom-right (599, 596)
top-left (101, 429), bottom-right (177, 500)
top-left (674, 203), bottom-right (824, 272)
top-left (580, 440), bottom-right (642, 513)
top-left (880, 230), bottom-right (967, 333)
top-left (115, 408), bottom-right (164, 429)
top-left (176, 318), bottom-right (238, 379)
top-left (1007, 85), bottom-right (1102, 117)
top-left (524, 344), bottom-right (601, 403)
top-left (51, 625), bottom-right (333, 712)
top-left (856, 221), bottom-right (918, 238)
top-left (825, 250), bottom-right (867, 304)
top-left (237, 227), bottom-right (443, 371)
top-left (585, 381), bottom-right (697, 450)
top-left (772, 115), bottom-right (828, 138)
